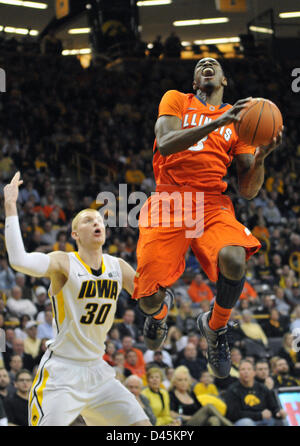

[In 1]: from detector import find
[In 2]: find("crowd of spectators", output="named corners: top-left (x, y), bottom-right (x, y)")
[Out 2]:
top-left (0, 45), bottom-right (300, 426)
top-left (0, 30), bottom-right (183, 60)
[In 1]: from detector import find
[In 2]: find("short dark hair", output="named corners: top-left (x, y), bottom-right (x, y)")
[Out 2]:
top-left (122, 335), bottom-right (133, 341)
top-left (125, 349), bottom-right (137, 358)
top-left (193, 57), bottom-right (225, 79)
top-left (56, 230), bottom-right (67, 241)
top-left (255, 359), bottom-right (269, 367)
top-left (231, 347), bottom-right (242, 354)
top-left (154, 350), bottom-right (162, 356)
top-left (239, 359), bottom-right (254, 369)
top-left (15, 369), bottom-right (32, 381)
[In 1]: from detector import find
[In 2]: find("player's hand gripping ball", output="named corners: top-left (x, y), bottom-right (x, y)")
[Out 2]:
top-left (235, 98), bottom-right (283, 147)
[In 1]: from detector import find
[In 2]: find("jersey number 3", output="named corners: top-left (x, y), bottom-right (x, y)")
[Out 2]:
top-left (80, 303), bottom-right (112, 325)
top-left (188, 136), bottom-right (207, 151)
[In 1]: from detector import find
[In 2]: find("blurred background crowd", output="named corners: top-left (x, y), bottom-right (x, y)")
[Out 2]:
top-left (0, 46), bottom-right (300, 427)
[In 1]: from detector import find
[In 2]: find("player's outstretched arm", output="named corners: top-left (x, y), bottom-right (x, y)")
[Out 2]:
top-left (4, 172), bottom-right (69, 278)
top-left (118, 258), bottom-right (136, 296)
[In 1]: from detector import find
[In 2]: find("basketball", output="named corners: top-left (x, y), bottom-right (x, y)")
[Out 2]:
top-left (235, 98), bottom-right (283, 147)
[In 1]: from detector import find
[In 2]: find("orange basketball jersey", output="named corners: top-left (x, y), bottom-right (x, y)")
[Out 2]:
top-left (153, 90), bottom-right (256, 193)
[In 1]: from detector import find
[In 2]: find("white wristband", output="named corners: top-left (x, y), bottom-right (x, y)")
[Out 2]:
top-left (5, 215), bottom-right (50, 277)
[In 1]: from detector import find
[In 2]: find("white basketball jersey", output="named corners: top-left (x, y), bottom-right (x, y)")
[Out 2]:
top-left (47, 252), bottom-right (122, 362)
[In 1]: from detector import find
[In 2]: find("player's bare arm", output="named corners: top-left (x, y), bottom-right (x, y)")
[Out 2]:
top-left (118, 257), bottom-right (136, 296)
top-left (236, 130), bottom-right (283, 200)
top-left (4, 172), bottom-right (70, 287)
top-left (155, 98), bottom-right (252, 157)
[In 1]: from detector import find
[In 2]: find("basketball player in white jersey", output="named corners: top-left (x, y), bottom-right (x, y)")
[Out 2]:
top-left (4, 172), bottom-right (151, 426)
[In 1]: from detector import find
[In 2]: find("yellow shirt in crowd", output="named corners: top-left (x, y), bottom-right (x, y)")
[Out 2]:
top-left (193, 382), bottom-right (219, 397)
top-left (141, 387), bottom-right (173, 426)
top-left (240, 322), bottom-right (268, 346)
top-left (24, 337), bottom-right (41, 359)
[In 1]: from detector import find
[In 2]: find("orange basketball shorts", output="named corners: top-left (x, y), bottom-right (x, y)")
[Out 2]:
top-left (132, 189), bottom-right (261, 300)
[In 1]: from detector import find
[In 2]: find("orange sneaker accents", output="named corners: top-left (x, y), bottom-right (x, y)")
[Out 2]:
top-left (153, 303), bottom-right (168, 320)
top-left (208, 302), bottom-right (231, 330)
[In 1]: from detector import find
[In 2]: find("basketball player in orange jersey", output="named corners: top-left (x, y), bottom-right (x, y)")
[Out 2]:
top-left (132, 57), bottom-right (283, 379)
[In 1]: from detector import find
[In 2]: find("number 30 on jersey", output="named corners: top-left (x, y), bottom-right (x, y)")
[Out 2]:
top-left (80, 303), bottom-right (112, 325)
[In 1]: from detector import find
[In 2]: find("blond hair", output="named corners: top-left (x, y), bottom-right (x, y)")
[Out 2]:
top-left (282, 332), bottom-right (293, 349)
top-left (71, 208), bottom-right (101, 232)
top-left (146, 367), bottom-right (164, 382)
top-left (269, 356), bottom-right (280, 373)
top-left (169, 365), bottom-right (192, 391)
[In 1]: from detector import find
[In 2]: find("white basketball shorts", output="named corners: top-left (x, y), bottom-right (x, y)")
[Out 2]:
top-left (28, 349), bottom-right (149, 426)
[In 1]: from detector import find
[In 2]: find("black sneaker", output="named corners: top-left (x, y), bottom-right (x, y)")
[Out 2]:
top-left (197, 310), bottom-right (231, 379)
top-left (143, 289), bottom-right (174, 350)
